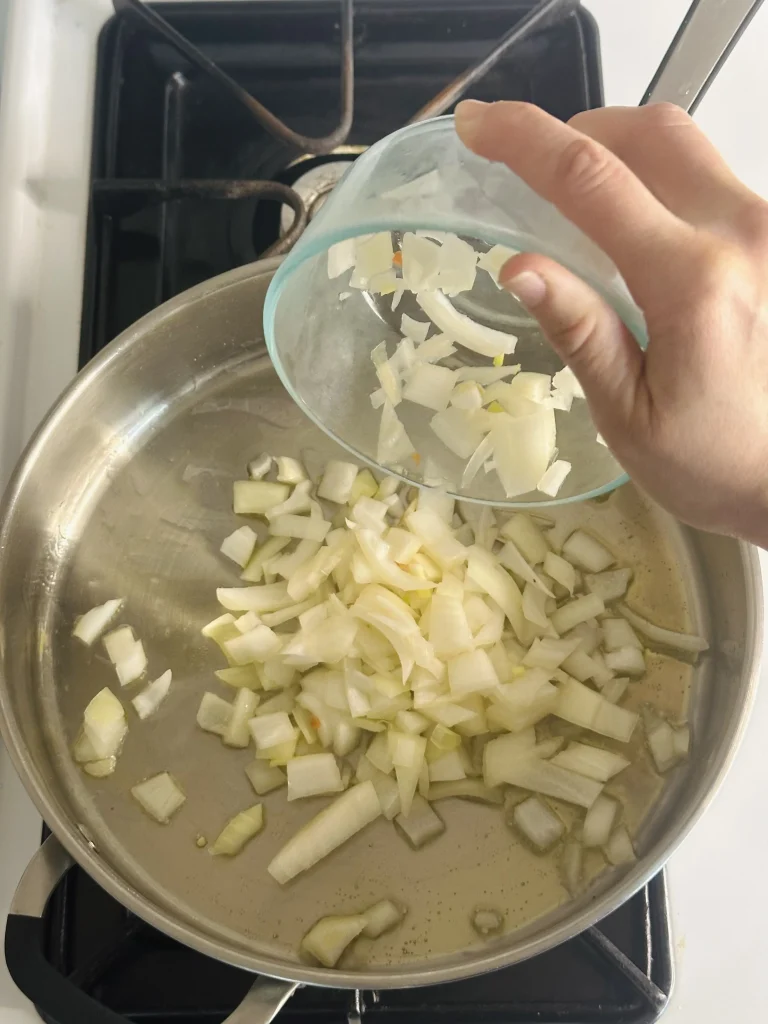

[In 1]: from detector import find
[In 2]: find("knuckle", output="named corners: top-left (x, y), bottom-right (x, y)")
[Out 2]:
top-left (555, 137), bottom-right (620, 199)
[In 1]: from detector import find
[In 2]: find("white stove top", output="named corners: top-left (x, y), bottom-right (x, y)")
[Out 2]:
top-left (1, 1), bottom-right (767, 1020)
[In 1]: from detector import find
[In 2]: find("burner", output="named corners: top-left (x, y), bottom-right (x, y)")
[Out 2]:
top-left (279, 151), bottom-right (363, 234)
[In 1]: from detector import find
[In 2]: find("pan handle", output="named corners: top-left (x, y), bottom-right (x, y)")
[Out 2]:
top-left (4, 834), bottom-right (300, 1024)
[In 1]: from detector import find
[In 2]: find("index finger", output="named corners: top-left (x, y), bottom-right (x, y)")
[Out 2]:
top-left (455, 100), bottom-right (694, 305)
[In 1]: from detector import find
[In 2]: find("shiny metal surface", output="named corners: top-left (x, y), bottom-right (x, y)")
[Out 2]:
top-left (642, 0), bottom-right (765, 113)
top-left (0, 258), bottom-right (761, 992)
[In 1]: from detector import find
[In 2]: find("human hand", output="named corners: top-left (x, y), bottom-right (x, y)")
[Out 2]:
top-left (455, 100), bottom-right (768, 548)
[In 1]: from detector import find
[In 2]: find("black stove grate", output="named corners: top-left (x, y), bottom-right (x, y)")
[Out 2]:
top-left (37, 3), bottom-right (672, 1023)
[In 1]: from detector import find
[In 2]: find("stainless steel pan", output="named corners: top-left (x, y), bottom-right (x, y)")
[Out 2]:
top-left (0, 258), bottom-right (761, 1024)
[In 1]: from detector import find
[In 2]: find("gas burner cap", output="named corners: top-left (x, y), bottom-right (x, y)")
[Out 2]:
top-left (280, 158), bottom-right (358, 235)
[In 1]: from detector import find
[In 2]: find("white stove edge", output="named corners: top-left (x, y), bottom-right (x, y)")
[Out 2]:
top-left (1, 0), bottom-right (767, 1020)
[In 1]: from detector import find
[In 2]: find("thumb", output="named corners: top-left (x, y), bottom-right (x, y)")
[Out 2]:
top-left (498, 253), bottom-right (644, 432)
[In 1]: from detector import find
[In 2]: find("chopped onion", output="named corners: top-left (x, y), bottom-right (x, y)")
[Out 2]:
top-left (472, 907), bottom-right (505, 936)
top-left (327, 238), bottom-right (356, 279)
top-left (233, 480), bottom-right (289, 514)
top-left (268, 780), bottom-right (382, 884)
top-left (418, 334), bottom-right (457, 363)
top-left (417, 290), bottom-right (517, 358)
top-left (523, 638), bottom-right (579, 671)
top-left (131, 670), bottom-right (172, 720)
top-left (618, 603), bottom-right (709, 654)
top-left (220, 525), bottom-right (258, 567)
top-left (604, 645), bottom-right (646, 677)
top-left (513, 795), bottom-right (564, 851)
top-left (115, 640), bottom-right (147, 688)
top-left (477, 243), bottom-right (518, 283)
top-left (317, 460), bottom-right (359, 504)
top-left (584, 568), bottom-right (632, 603)
top-left (394, 793), bottom-right (445, 848)
top-left (582, 794), bottom-right (619, 848)
top-left (217, 582), bottom-right (291, 613)
top-left (197, 692), bottom-right (233, 736)
top-left (265, 480), bottom-right (313, 519)
top-left (83, 757), bottom-right (117, 778)
top-left (561, 530), bottom-right (614, 573)
top-left (247, 454), bottom-right (273, 480)
top-left (301, 914), bottom-right (368, 968)
top-left (605, 825), bottom-right (636, 865)
top-left (269, 514), bottom-right (330, 542)
top-left (249, 711), bottom-right (296, 753)
top-left (246, 760), bottom-right (286, 795)
top-left (447, 648), bottom-right (499, 696)
top-left (287, 753), bottom-right (344, 800)
top-left (499, 756), bottom-right (603, 809)
top-left (73, 598), bottom-right (124, 646)
top-left (403, 362), bottom-right (457, 412)
top-left (538, 460), bottom-right (571, 497)
top-left (377, 400), bottom-right (416, 466)
top-left (522, 582), bottom-right (550, 628)
top-left (555, 678), bottom-right (638, 742)
top-left (456, 365), bottom-right (520, 384)
top-left (83, 687), bottom-right (128, 759)
top-left (401, 233), bottom-right (441, 291)
top-left (240, 536), bottom-right (291, 584)
top-left (362, 899), bottom-right (404, 938)
top-left (498, 540), bottom-right (553, 596)
top-left (131, 772), bottom-right (185, 824)
top-left (601, 677), bottom-right (630, 704)
top-left (275, 456), bottom-right (307, 484)
top-left (436, 233), bottom-right (478, 295)
top-left (551, 742), bottom-right (629, 782)
top-left (103, 625), bottom-right (136, 664)
top-left (561, 841), bottom-right (583, 895)
top-left (400, 313), bottom-right (431, 343)
top-left (355, 232), bottom-right (394, 284)
top-left (430, 406), bottom-right (486, 460)
top-left (223, 688), bottom-right (260, 747)
top-left (224, 624), bottom-right (282, 664)
top-left (602, 618), bottom-right (641, 651)
top-left (428, 749), bottom-right (467, 782)
top-left (550, 594), bottom-right (605, 635)
top-left (210, 804), bottom-right (264, 856)
top-left (500, 514), bottom-right (550, 566)
top-left (673, 725), bottom-right (691, 759)
top-left (491, 410), bottom-right (556, 498)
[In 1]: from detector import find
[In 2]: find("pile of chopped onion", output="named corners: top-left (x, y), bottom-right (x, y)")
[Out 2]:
top-left (325, 230), bottom-right (597, 499)
top-left (190, 454), bottom-right (706, 914)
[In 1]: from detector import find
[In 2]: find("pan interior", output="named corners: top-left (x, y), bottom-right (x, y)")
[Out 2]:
top-left (0, 262), bottom-right (753, 985)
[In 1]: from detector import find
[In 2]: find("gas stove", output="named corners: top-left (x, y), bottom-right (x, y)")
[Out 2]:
top-left (2, 1), bottom-right (768, 1023)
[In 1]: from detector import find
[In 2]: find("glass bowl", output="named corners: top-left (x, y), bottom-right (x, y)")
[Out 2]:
top-left (263, 116), bottom-right (646, 507)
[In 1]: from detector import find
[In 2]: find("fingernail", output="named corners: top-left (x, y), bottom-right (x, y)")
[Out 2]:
top-left (455, 100), bottom-right (489, 145)
top-left (503, 270), bottom-right (547, 309)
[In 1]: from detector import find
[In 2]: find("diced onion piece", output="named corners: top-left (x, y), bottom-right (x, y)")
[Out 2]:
top-left (466, 545), bottom-right (525, 640)
top-left (73, 599), bottom-right (124, 646)
top-left (500, 514), bottom-right (550, 566)
top-left (220, 525), bottom-right (258, 567)
top-left (233, 480), bottom-right (289, 514)
top-left (317, 460), bottom-right (359, 504)
top-left (561, 841), bottom-right (583, 895)
top-left (491, 410), bottom-right (556, 498)
top-left (429, 593), bottom-right (474, 659)
top-left (562, 530), bottom-right (614, 572)
top-left (210, 804), bottom-right (264, 856)
top-left (523, 638), bottom-right (578, 671)
top-left (241, 536), bottom-right (291, 584)
top-left (550, 593), bottom-right (605, 635)
top-left (131, 670), bottom-right (172, 720)
top-left (268, 781), bottom-right (382, 884)
top-left (249, 711), bottom-right (296, 752)
top-left (103, 625), bottom-right (136, 664)
top-left (265, 481), bottom-right (313, 520)
top-left (584, 568), bottom-right (632, 603)
top-left (499, 756), bottom-right (603, 809)
top-left (605, 825), bottom-right (636, 865)
top-left (73, 729), bottom-right (99, 764)
top-left (522, 582), bottom-right (549, 628)
top-left (416, 290), bottom-right (517, 358)
top-left (513, 796), bottom-right (564, 851)
top-left (362, 899), bottom-right (404, 938)
top-left (472, 907), bottom-right (504, 936)
top-left (602, 618), bottom-right (641, 651)
top-left (394, 793), bottom-right (445, 848)
top-left (451, 380), bottom-right (484, 411)
top-left (246, 760), bottom-right (286, 795)
top-left (490, 674), bottom-right (558, 733)
top-left (605, 645), bottom-right (646, 678)
top-left (327, 238), bottom-right (356, 278)
top-left (456, 365), bottom-right (520, 384)
top-left (275, 457), bottom-right (306, 485)
top-left (482, 730), bottom-right (536, 788)
top-left (223, 688), bottom-right (260, 747)
top-left (555, 678), bottom-right (638, 742)
top-left (287, 753), bottom-right (344, 800)
top-left (498, 540), bottom-right (553, 596)
top-left (427, 779), bottom-right (503, 804)
top-left (601, 677), bottom-right (630, 704)
top-left (401, 233), bottom-right (441, 291)
top-left (224, 624), bottom-right (282, 665)
top-left (647, 718), bottom-right (678, 773)
top-left (428, 749), bottom-right (466, 782)
top-left (477, 243), bottom-right (518, 283)
top-left (552, 366), bottom-right (585, 399)
top-left (301, 914), bottom-right (368, 968)
top-left (197, 692), bottom-right (233, 736)
top-left (435, 233), bottom-right (478, 294)
top-left (618, 603), bottom-right (709, 654)
top-left (217, 582), bottom-right (291, 613)
top-left (551, 742), bottom-right (629, 782)
top-left (537, 460), bottom-right (571, 497)
top-left (400, 313), bottom-right (431, 343)
top-left (386, 527), bottom-right (422, 565)
top-left (131, 772), bottom-right (185, 824)
top-left (235, 611), bottom-right (262, 634)
top-left (673, 725), bottom-right (691, 759)
top-left (270, 514), bottom-right (330, 542)
top-left (430, 406), bottom-right (486, 459)
top-left (349, 469), bottom-right (379, 504)
top-left (356, 232), bottom-right (394, 283)
top-left (447, 648), bottom-right (499, 696)
top-left (247, 454), bottom-right (273, 480)
top-left (377, 400), bottom-right (416, 466)
top-left (115, 640), bottom-right (147, 688)
top-left (215, 665), bottom-right (262, 689)
top-left (403, 363), bottom-right (457, 412)
top-left (582, 795), bottom-right (619, 848)
top-left (83, 687), bottom-right (127, 759)
top-left (83, 757), bottom-right (117, 778)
